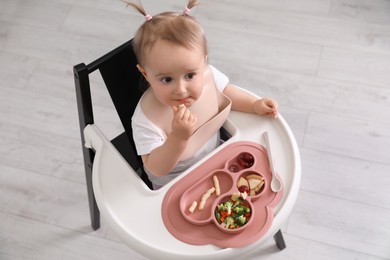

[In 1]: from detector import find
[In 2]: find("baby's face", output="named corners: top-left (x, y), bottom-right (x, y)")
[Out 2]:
top-left (139, 39), bottom-right (207, 108)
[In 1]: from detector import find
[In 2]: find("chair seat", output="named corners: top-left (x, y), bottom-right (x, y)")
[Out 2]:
top-left (111, 132), bottom-right (152, 189)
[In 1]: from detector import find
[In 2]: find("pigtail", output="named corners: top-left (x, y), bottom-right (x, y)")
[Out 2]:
top-left (184, 0), bottom-right (200, 15)
top-left (124, 0), bottom-right (200, 19)
top-left (123, 0), bottom-right (152, 20)
top-left (186, 0), bottom-right (200, 9)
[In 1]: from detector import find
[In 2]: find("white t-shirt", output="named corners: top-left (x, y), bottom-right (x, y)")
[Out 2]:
top-left (131, 65), bottom-right (229, 187)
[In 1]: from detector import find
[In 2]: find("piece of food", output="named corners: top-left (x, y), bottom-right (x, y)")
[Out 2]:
top-left (238, 185), bottom-right (250, 194)
top-left (237, 152), bottom-right (254, 168)
top-left (237, 176), bottom-right (250, 194)
top-left (215, 196), bottom-right (251, 229)
top-left (177, 104), bottom-right (186, 117)
top-left (246, 174), bottom-right (264, 180)
top-left (223, 216), bottom-right (235, 229)
top-left (213, 175), bottom-right (221, 196)
top-left (198, 187), bottom-right (215, 210)
top-left (215, 210), bottom-right (221, 223)
top-left (248, 178), bottom-right (262, 189)
top-left (188, 201), bottom-right (198, 213)
top-left (235, 215), bottom-right (247, 226)
top-left (237, 174), bottom-right (265, 196)
top-left (224, 201), bottom-right (233, 215)
top-left (231, 192), bottom-right (240, 202)
top-left (247, 174), bottom-right (265, 194)
top-left (228, 164), bottom-right (240, 172)
top-left (254, 179), bottom-right (264, 192)
top-left (237, 177), bottom-right (249, 188)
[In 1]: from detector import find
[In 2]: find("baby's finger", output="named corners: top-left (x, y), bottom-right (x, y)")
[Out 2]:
top-left (177, 104), bottom-right (186, 118)
top-left (263, 102), bottom-right (274, 112)
top-left (183, 109), bottom-right (196, 124)
top-left (267, 109), bottom-right (278, 118)
top-left (261, 99), bottom-right (278, 118)
top-left (188, 112), bottom-right (197, 124)
top-left (264, 98), bottom-right (275, 108)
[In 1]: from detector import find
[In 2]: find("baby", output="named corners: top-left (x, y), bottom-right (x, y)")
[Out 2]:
top-left (127, 0), bottom-right (278, 189)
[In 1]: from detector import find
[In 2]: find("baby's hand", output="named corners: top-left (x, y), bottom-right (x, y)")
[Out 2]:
top-left (253, 98), bottom-right (279, 118)
top-left (171, 104), bottom-right (197, 140)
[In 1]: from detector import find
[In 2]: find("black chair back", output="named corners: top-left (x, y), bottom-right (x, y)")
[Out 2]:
top-left (74, 39), bottom-right (151, 230)
top-left (98, 40), bottom-right (144, 142)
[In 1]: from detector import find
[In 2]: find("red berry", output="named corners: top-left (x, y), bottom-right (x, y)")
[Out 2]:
top-left (237, 152), bottom-right (254, 168)
top-left (238, 186), bottom-right (249, 194)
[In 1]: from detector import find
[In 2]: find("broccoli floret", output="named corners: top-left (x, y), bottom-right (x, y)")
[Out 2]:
top-left (217, 203), bottom-right (226, 211)
top-left (236, 215), bottom-right (247, 226)
top-left (225, 201), bottom-right (233, 208)
top-left (225, 201), bottom-right (233, 215)
top-left (233, 206), bottom-right (245, 215)
top-left (224, 216), bottom-right (235, 229)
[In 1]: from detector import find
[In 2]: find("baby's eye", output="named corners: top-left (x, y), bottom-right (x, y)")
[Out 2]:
top-left (185, 73), bottom-right (195, 80)
top-left (161, 77), bottom-right (172, 84)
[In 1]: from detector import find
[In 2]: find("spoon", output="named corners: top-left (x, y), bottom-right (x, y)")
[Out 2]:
top-left (263, 132), bottom-right (282, 192)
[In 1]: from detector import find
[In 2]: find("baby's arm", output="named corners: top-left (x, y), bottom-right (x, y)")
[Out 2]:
top-left (223, 84), bottom-right (278, 118)
top-left (141, 105), bottom-right (197, 176)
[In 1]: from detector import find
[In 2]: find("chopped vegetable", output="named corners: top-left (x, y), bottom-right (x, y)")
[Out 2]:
top-left (231, 192), bottom-right (240, 202)
top-left (215, 196), bottom-right (251, 229)
top-left (235, 215), bottom-right (247, 226)
top-left (233, 205), bottom-right (245, 215)
top-left (217, 203), bottom-right (226, 211)
top-left (215, 210), bottom-right (221, 223)
top-left (224, 216), bottom-right (235, 229)
top-left (225, 201), bottom-right (233, 215)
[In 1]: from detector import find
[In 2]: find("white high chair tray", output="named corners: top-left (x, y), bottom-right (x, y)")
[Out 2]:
top-left (83, 109), bottom-right (301, 259)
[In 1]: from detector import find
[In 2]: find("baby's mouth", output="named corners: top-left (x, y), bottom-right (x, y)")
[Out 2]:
top-left (178, 97), bottom-right (191, 104)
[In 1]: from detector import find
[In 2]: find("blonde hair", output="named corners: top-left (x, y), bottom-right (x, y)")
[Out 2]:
top-left (124, 0), bottom-right (208, 66)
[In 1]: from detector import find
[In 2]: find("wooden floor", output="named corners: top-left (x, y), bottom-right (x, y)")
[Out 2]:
top-left (1, 0), bottom-right (390, 259)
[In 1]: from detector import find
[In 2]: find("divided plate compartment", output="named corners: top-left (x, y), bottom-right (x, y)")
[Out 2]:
top-left (180, 170), bottom-right (233, 225)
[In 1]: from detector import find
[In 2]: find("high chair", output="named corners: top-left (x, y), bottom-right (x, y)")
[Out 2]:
top-left (74, 40), bottom-right (301, 259)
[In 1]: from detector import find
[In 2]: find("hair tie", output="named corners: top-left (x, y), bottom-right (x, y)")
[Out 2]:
top-left (145, 14), bottom-right (152, 21)
top-left (183, 7), bottom-right (191, 15)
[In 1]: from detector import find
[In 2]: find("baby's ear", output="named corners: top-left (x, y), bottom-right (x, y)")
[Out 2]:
top-left (136, 64), bottom-right (148, 79)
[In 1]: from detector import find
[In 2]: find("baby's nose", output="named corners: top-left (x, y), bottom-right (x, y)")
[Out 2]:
top-left (174, 80), bottom-right (187, 94)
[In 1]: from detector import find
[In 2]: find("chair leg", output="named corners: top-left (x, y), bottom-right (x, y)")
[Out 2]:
top-left (74, 64), bottom-right (100, 230)
top-left (84, 150), bottom-right (100, 230)
top-left (273, 229), bottom-right (286, 250)
top-left (86, 170), bottom-right (100, 230)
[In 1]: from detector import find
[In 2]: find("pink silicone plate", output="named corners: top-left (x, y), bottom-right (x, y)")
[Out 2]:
top-left (161, 141), bottom-right (283, 248)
